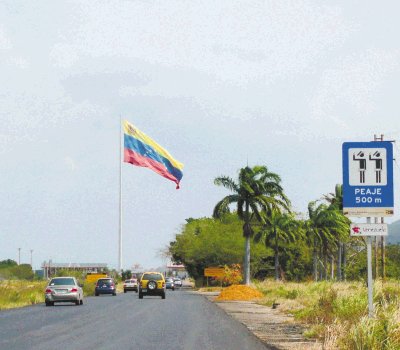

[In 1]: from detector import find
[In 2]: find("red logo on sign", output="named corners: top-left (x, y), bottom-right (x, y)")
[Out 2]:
top-left (352, 226), bottom-right (361, 234)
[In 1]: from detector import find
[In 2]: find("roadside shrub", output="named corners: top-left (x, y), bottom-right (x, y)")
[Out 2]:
top-left (286, 289), bottom-right (299, 300)
top-left (216, 264), bottom-right (242, 286)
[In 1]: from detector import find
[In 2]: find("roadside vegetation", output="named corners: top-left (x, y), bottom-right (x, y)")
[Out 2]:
top-left (255, 279), bottom-right (400, 349)
top-left (0, 280), bottom-right (46, 310)
top-left (0, 263), bottom-right (124, 309)
top-left (168, 164), bottom-right (400, 349)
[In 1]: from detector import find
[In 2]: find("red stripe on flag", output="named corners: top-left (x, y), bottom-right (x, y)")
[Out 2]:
top-left (124, 148), bottom-right (180, 188)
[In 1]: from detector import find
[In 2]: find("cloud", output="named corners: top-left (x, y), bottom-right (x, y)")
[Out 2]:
top-left (66, 1), bottom-right (351, 83)
top-left (64, 156), bottom-right (77, 171)
top-left (50, 43), bottom-right (79, 69)
top-left (309, 49), bottom-right (400, 138)
top-left (0, 26), bottom-right (11, 50)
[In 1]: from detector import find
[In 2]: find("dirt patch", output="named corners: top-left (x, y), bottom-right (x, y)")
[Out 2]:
top-left (201, 291), bottom-right (321, 350)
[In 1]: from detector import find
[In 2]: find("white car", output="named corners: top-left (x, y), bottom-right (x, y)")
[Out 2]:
top-left (123, 278), bottom-right (138, 293)
top-left (173, 278), bottom-right (182, 287)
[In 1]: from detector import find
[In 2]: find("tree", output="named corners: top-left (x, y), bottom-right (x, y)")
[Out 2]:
top-left (306, 201), bottom-right (348, 281)
top-left (169, 215), bottom-right (272, 284)
top-left (121, 270), bottom-right (132, 280)
top-left (255, 211), bottom-right (302, 280)
top-left (323, 184), bottom-right (347, 280)
top-left (213, 166), bottom-right (289, 285)
top-left (0, 259), bottom-right (18, 268)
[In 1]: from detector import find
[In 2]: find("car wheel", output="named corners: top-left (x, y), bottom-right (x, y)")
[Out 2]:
top-left (161, 292), bottom-right (166, 299)
top-left (135, 289), bottom-right (138, 293)
top-left (45, 301), bottom-right (52, 307)
top-left (172, 287), bottom-right (175, 291)
top-left (75, 300), bottom-right (80, 305)
top-left (80, 299), bottom-right (83, 305)
top-left (147, 280), bottom-right (157, 291)
top-left (139, 292), bottom-right (143, 299)
top-left (95, 293), bottom-right (99, 296)
top-left (113, 292), bottom-right (116, 296)
top-left (124, 290), bottom-right (127, 293)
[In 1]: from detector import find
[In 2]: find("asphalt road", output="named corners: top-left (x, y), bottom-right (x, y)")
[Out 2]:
top-left (0, 288), bottom-right (269, 350)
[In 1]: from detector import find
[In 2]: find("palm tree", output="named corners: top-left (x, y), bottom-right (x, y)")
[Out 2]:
top-left (213, 165), bottom-right (289, 285)
top-left (323, 184), bottom-right (350, 280)
top-left (255, 210), bottom-right (301, 280)
top-left (306, 200), bottom-right (348, 281)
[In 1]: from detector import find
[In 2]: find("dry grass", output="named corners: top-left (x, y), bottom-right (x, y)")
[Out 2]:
top-left (254, 279), bottom-right (400, 349)
top-left (0, 280), bottom-right (47, 309)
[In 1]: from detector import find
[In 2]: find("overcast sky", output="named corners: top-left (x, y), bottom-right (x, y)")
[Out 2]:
top-left (1, 1), bottom-right (400, 270)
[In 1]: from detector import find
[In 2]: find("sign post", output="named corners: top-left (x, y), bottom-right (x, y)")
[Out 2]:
top-left (342, 141), bottom-right (394, 318)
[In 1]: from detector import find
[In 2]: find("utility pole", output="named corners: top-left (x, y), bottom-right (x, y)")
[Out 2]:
top-left (30, 249), bottom-right (33, 269)
top-left (18, 248), bottom-right (21, 265)
top-left (374, 134), bottom-right (386, 281)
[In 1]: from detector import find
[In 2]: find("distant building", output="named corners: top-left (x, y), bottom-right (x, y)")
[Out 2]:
top-left (166, 264), bottom-right (187, 278)
top-left (41, 261), bottom-right (108, 279)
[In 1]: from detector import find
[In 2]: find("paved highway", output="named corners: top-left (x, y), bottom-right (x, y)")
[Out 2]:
top-left (0, 289), bottom-right (269, 350)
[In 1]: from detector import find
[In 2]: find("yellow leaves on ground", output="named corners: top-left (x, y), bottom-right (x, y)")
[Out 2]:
top-left (216, 284), bottom-right (263, 301)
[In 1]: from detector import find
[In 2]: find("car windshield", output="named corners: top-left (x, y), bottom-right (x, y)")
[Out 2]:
top-left (166, 278), bottom-right (173, 282)
top-left (142, 273), bottom-right (163, 280)
top-left (49, 278), bottom-right (75, 286)
top-left (98, 279), bottom-right (112, 285)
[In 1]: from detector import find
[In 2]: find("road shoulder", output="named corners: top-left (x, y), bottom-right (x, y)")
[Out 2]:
top-left (198, 291), bottom-right (322, 350)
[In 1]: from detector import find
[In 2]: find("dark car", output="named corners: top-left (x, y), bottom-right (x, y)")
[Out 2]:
top-left (95, 278), bottom-right (117, 296)
top-left (165, 277), bottom-right (175, 291)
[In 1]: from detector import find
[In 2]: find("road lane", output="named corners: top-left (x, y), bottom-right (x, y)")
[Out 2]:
top-left (0, 289), bottom-right (269, 350)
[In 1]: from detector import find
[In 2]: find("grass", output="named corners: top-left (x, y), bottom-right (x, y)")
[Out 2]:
top-left (0, 280), bottom-right (47, 310)
top-left (254, 279), bottom-right (400, 349)
top-left (0, 278), bottom-right (119, 309)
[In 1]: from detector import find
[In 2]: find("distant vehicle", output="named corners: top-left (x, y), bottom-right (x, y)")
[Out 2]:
top-left (45, 277), bottom-right (83, 306)
top-left (123, 278), bottom-right (138, 293)
top-left (173, 277), bottom-right (182, 287)
top-left (139, 272), bottom-right (166, 299)
top-left (165, 277), bottom-right (175, 291)
top-left (95, 278), bottom-right (117, 296)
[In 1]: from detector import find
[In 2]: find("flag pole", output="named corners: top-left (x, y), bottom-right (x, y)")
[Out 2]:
top-left (118, 116), bottom-right (123, 273)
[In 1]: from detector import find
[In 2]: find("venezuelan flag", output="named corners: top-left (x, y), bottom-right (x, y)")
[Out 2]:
top-left (123, 120), bottom-right (184, 188)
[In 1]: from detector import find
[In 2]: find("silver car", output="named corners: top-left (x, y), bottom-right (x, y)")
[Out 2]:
top-left (173, 277), bottom-right (182, 287)
top-left (45, 277), bottom-right (84, 306)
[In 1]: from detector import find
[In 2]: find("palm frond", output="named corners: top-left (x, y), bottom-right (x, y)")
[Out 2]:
top-left (213, 176), bottom-right (239, 192)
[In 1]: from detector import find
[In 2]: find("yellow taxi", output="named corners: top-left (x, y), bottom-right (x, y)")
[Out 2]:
top-left (138, 272), bottom-right (166, 299)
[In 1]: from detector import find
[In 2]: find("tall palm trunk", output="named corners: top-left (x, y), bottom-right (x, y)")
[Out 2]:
top-left (274, 228), bottom-right (279, 281)
top-left (342, 243), bottom-right (346, 281)
top-left (323, 246), bottom-right (328, 280)
top-left (243, 202), bottom-right (251, 285)
top-left (244, 235), bottom-right (250, 285)
top-left (337, 242), bottom-right (342, 281)
top-left (313, 235), bottom-right (318, 282)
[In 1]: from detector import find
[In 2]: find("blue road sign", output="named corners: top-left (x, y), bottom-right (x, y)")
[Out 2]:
top-left (342, 141), bottom-right (394, 217)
